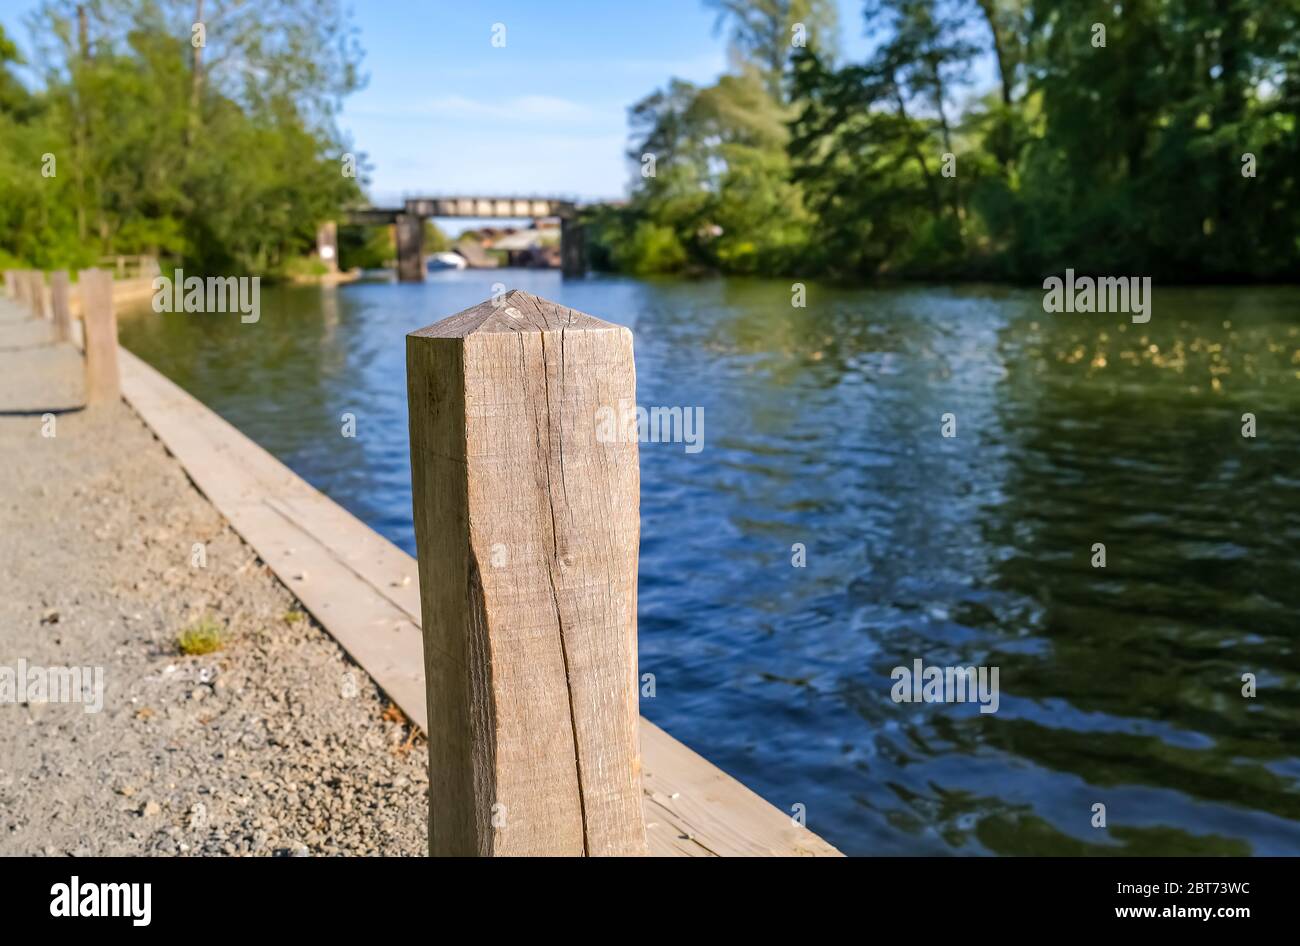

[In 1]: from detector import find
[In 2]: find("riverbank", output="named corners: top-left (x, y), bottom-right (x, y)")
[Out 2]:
top-left (118, 273), bottom-right (1300, 855)
top-left (0, 296), bottom-right (428, 856)
top-left (4, 279), bottom-right (842, 857)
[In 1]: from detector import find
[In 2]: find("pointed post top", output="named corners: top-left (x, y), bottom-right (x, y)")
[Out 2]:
top-left (407, 286), bottom-right (645, 855)
top-left (408, 289), bottom-right (624, 339)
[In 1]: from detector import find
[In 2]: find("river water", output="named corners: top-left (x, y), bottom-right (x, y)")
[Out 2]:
top-left (119, 270), bottom-right (1300, 855)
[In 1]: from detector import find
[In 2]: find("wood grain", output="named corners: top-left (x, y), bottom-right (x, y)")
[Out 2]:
top-left (408, 290), bottom-right (647, 856)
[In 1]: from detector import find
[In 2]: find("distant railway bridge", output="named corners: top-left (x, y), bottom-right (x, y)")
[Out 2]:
top-left (330, 196), bottom-right (585, 280)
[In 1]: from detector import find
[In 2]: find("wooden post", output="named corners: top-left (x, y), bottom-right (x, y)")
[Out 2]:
top-left (406, 289), bottom-right (646, 857)
top-left (33, 271), bottom-right (50, 319)
top-left (2, 270), bottom-right (14, 300)
top-left (31, 271), bottom-right (44, 317)
top-left (14, 270), bottom-right (30, 311)
top-left (50, 271), bottom-right (74, 343)
top-left (25, 271), bottom-right (46, 318)
top-left (78, 269), bottom-right (121, 406)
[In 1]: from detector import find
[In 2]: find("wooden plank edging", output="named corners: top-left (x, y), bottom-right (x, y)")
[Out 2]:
top-left (114, 343), bottom-right (842, 857)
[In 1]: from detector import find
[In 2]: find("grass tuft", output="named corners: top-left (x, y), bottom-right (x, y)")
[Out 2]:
top-left (177, 616), bottom-right (224, 656)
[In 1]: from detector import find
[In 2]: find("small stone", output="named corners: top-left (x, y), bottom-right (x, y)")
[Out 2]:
top-left (40, 609), bottom-right (59, 625)
top-left (142, 801), bottom-right (161, 817)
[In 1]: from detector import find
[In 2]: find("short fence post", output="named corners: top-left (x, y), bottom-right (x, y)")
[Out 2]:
top-left (28, 271), bottom-right (44, 317)
top-left (78, 269), bottom-right (121, 406)
top-left (25, 271), bottom-right (40, 317)
top-left (16, 270), bottom-right (33, 312)
top-left (50, 271), bottom-right (73, 343)
top-left (32, 271), bottom-right (50, 320)
top-left (406, 289), bottom-right (647, 857)
top-left (2, 270), bottom-right (14, 300)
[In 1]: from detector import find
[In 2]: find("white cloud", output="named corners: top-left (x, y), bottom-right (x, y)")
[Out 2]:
top-left (434, 52), bottom-right (729, 85)
top-left (352, 94), bottom-right (597, 123)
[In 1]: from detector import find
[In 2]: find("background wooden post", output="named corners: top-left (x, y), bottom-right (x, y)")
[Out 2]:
top-left (2, 270), bottom-right (14, 299)
top-left (29, 271), bottom-right (45, 317)
top-left (78, 269), bottom-right (120, 406)
top-left (27, 271), bottom-right (43, 317)
top-left (16, 270), bottom-right (32, 312)
top-left (50, 271), bottom-right (73, 343)
top-left (32, 271), bottom-right (50, 319)
top-left (406, 289), bottom-right (646, 857)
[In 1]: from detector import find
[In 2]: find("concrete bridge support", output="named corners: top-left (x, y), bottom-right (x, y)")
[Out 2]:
top-left (396, 214), bottom-right (424, 283)
top-left (560, 217), bottom-right (586, 278)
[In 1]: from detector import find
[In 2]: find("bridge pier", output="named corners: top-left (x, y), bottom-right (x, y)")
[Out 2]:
top-left (560, 217), bottom-right (586, 278)
top-left (395, 214), bottom-right (424, 283)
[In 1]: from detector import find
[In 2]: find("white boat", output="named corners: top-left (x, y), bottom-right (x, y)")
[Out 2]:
top-left (427, 252), bottom-right (468, 271)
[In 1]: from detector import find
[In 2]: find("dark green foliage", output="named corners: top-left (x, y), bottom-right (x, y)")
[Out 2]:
top-left (593, 0), bottom-right (1300, 283)
top-left (0, 1), bottom-right (365, 275)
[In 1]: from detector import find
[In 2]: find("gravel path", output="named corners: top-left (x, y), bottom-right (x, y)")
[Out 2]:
top-left (0, 297), bottom-right (427, 856)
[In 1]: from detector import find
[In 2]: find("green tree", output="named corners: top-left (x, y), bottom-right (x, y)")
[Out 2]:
top-left (1, 0), bottom-right (367, 274)
top-left (705, 0), bottom-right (840, 98)
top-left (609, 0), bottom-right (1300, 283)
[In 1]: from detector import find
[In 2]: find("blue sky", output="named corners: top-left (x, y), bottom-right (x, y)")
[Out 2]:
top-left (1, 0), bottom-right (886, 206)
top-left (338, 0), bottom-right (735, 203)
